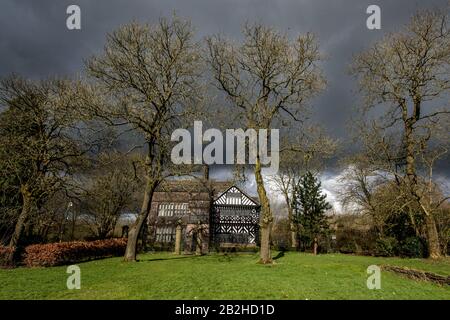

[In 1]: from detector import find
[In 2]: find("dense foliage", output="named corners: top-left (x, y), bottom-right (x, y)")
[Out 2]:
top-left (292, 171), bottom-right (331, 253)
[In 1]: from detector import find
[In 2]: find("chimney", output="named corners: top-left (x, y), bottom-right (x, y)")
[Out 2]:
top-left (203, 165), bottom-right (209, 181)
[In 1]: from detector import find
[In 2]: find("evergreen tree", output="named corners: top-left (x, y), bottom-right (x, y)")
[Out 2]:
top-left (293, 171), bottom-right (331, 254)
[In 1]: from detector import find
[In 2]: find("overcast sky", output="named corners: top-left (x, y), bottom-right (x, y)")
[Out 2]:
top-left (1, 0), bottom-right (448, 211)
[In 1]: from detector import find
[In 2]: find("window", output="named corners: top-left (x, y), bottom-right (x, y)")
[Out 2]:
top-left (155, 226), bottom-right (175, 243)
top-left (158, 203), bottom-right (189, 217)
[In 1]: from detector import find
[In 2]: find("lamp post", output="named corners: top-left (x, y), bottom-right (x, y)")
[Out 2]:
top-left (69, 202), bottom-right (76, 241)
top-left (59, 201), bottom-right (73, 242)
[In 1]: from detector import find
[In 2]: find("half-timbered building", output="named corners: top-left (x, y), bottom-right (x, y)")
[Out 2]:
top-left (147, 170), bottom-right (260, 252)
top-left (211, 186), bottom-right (260, 247)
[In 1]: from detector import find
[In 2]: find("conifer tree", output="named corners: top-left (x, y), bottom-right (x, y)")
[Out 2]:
top-left (293, 171), bottom-right (331, 254)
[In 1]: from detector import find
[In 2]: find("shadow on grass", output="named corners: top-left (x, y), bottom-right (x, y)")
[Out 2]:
top-left (137, 255), bottom-right (202, 263)
top-left (272, 251), bottom-right (285, 260)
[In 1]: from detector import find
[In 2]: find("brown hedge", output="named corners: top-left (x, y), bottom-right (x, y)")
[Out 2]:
top-left (0, 246), bottom-right (15, 267)
top-left (23, 238), bottom-right (127, 267)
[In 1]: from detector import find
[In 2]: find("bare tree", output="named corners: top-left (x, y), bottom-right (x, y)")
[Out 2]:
top-left (82, 152), bottom-right (140, 239)
top-left (0, 75), bottom-right (96, 265)
top-left (337, 155), bottom-right (388, 233)
top-left (207, 24), bottom-right (325, 263)
top-left (86, 16), bottom-right (202, 261)
top-left (269, 125), bottom-right (336, 248)
top-left (351, 9), bottom-right (450, 258)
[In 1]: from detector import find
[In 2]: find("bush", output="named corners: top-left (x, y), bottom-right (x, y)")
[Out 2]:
top-left (398, 237), bottom-right (426, 258)
top-left (23, 238), bottom-right (127, 267)
top-left (374, 237), bottom-right (398, 257)
top-left (338, 242), bottom-right (356, 254)
top-left (0, 246), bottom-right (15, 267)
top-left (336, 228), bottom-right (375, 255)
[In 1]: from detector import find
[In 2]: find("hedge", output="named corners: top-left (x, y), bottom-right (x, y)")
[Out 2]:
top-left (23, 238), bottom-right (127, 267)
top-left (0, 246), bottom-right (15, 267)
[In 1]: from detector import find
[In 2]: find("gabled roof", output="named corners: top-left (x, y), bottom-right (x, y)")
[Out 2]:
top-left (214, 185), bottom-right (260, 206)
top-left (155, 179), bottom-right (232, 195)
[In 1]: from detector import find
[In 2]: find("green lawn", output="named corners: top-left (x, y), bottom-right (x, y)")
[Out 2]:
top-left (0, 252), bottom-right (449, 300)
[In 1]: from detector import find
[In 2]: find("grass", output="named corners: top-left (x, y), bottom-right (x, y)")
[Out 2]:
top-left (0, 252), bottom-right (449, 300)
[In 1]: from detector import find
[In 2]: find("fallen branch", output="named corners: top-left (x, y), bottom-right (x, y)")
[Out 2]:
top-left (381, 265), bottom-right (450, 286)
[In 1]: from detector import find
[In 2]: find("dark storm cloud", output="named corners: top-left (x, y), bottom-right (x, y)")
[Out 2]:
top-left (0, 0), bottom-right (448, 179)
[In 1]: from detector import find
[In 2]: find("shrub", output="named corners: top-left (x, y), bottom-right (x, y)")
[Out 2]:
top-left (23, 238), bottom-right (127, 267)
top-left (374, 237), bottom-right (398, 257)
top-left (339, 242), bottom-right (357, 254)
top-left (336, 228), bottom-right (375, 255)
top-left (398, 237), bottom-right (426, 258)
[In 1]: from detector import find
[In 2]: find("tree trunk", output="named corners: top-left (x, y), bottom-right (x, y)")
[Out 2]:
top-left (313, 237), bottom-right (318, 255)
top-left (58, 217), bottom-right (65, 243)
top-left (286, 204), bottom-right (297, 249)
top-left (123, 178), bottom-right (157, 262)
top-left (404, 122), bottom-right (417, 187)
top-left (196, 230), bottom-right (203, 256)
top-left (290, 228), bottom-right (297, 250)
top-left (424, 212), bottom-right (441, 259)
top-left (259, 223), bottom-right (272, 262)
top-left (404, 120), bottom-right (441, 259)
top-left (6, 186), bottom-right (32, 266)
top-left (40, 225), bottom-right (50, 241)
top-left (255, 157), bottom-right (273, 264)
top-left (71, 211), bottom-right (76, 241)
